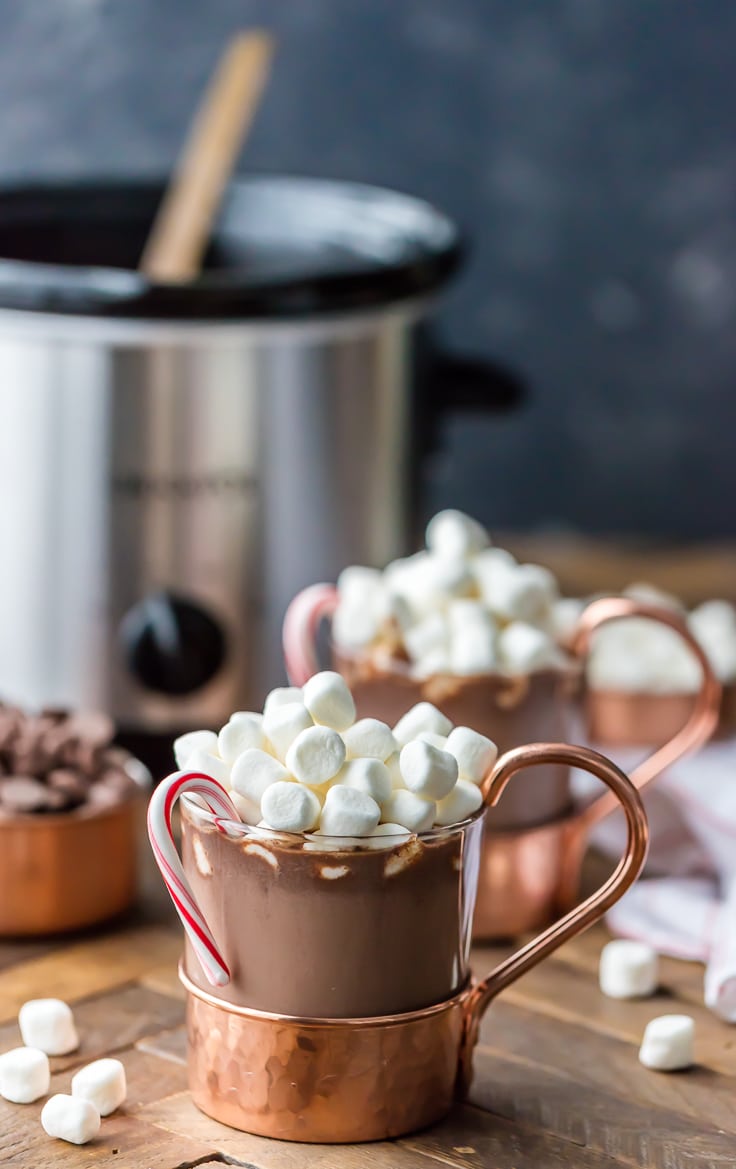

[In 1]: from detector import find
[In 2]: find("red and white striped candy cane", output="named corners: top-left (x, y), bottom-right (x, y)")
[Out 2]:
top-left (282, 583), bottom-right (339, 685)
top-left (147, 771), bottom-right (241, 987)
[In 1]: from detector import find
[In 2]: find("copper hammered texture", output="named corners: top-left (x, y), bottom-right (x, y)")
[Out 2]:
top-left (186, 986), bottom-right (465, 1142)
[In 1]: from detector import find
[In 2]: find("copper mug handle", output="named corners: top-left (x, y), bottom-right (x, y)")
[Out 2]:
top-left (283, 584), bottom-right (339, 685)
top-left (553, 598), bottom-right (721, 908)
top-left (458, 741), bottom-right (649, 1093)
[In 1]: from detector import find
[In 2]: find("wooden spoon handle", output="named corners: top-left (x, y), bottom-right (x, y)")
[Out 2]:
top-left (140, 31), bottom-right (274, 283)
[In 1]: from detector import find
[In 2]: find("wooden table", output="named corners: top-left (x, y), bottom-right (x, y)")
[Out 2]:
top-left (1, 852), bottom-right (734, 1169)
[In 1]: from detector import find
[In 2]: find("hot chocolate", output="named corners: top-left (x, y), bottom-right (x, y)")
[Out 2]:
top-left (182, 805), bottom-right (482, 1017)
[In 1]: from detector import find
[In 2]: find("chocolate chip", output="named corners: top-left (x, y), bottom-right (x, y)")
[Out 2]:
top-left (0, 776), bottom-right (55, 813)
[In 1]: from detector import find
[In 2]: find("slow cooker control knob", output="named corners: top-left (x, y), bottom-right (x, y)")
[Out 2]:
top-left (120, 592), bottom-right (226, 695)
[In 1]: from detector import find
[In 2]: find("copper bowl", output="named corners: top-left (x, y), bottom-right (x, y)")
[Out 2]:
top-left (0, 766), bottom-right (149, 936)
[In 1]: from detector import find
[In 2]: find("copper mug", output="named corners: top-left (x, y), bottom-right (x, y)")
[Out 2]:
top-left (283, 590), bottom-right (720, 938)
top-left (151, 745), bottom-right (648, 1143)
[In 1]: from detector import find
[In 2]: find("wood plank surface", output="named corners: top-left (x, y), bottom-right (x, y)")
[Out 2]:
top-left (0, 901), bottom-right (734, 1167)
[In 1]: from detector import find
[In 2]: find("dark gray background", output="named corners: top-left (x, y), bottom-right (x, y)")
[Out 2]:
top-left (1, 0), bottom-right (734, 540)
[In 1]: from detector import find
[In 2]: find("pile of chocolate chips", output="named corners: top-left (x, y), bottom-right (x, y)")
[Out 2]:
top-left (0, 705), bottom-right (142, 815)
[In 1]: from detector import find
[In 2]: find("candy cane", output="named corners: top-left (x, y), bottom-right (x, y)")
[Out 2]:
top-left (282, 583), bottom-right (339, 685)
top-left (147, 771), bottom-right (241, 987)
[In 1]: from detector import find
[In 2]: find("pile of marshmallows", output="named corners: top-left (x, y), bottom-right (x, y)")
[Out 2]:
top-left (588, 584), bottom-right (736, 693)
top-left (175, 672), bottom-right (498, 837)
top-left (331, 509), bottom-right (575, 678)
top-left (599, 940), bottom-right (695, 1071)
top-left (0, 998), bottom-right (126, 1145)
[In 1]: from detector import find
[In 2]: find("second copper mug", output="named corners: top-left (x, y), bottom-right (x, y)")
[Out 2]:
top-left (150, 743), bottom-right (648, 1143)
top-left (284, 589), bottom-right (720, 937)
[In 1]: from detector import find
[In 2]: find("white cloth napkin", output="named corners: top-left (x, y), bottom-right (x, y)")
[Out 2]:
top-left (572, 738), bottom-right (736, 1020)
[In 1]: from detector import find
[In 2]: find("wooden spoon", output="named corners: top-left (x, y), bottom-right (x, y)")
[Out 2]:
top-left (140, 30), bottom-right (274, 283)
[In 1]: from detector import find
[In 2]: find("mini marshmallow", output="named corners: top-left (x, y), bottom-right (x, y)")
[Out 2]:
top-left (426, 509), bottom-right (489, 560)
top-left (638, 1014), bottom-right (694, 1071)
top-left (498, 621), bottom-right (560, 673)
top-left (173, 730), bottom-right (218, 770)
top-left (185, 748), bottom-right (230, 787)
top-left (71, 1058), bottom-right (126, 1116)
top-left (332, 601), bottom-right (382, 649)
top-left (263, 702), bottom-right (313, 760)
top-left (343, 718), bottom-right (396, 760)
top-left (261, 781), bottom-right (321, 833)
top-left (549, 597), bottom-right (585, 642)
top-left (286, 726), bottom-right (346, 786)
top-left (339, 758), bottom-right (392, 804)
top-left (599, 939), bottom-right (659, 1000)
top-left (0, 1046), bottom-right (50, 1103)
top-left (689, 600), bottom-right (736, 682)
top-left (365, 822), bottom-right (412, 848)
top-left (319, 785), bottom-right (381, 837)
top-left (337, 565), bottom-right (385, 604)
top-left (450, 624), bottom-right (497, 675)
top-left (624, 582), bottom-right (684, 612)
top-left (412, 647), bottom-right (453, 678)
top-left (418, 731), bottom-right (449, 750)
top-left (381, 789), bottom-right (436, 833)
top-left (400, 740), bottom-right (458, 800)
top-left (41, 1094), bottom-right (100, 1145)
top-left (446, 726), bottom-right (498, 785)
top-left (302, 671), bottom-right (356, 731)
top-left (447, 599), bottom-right (496, 633)
top-left (19, 999), bottom-right (79, 1056)
top-left (403, 613), bottom-right (449, 662)
top-left (434, 778), bottom-right (484, 826)
top-left (471, 546), bottom-right (517, 600)
top-left (217, 713), bottom-right (264, 764)
top-left (229, 791), bottom-right (261, 825)
top-left (393, 702), bottom-right (453, 746)
top-left (483, 562), bottom-right (557, 624)
top-left (231, 748), bottom-right (289, 803)
top-left (385, 752), bottom-right (404, 789)
top-left (387, 552), bottom-right (473, 618)
top-left (264, 686), bottom-right (303, 713)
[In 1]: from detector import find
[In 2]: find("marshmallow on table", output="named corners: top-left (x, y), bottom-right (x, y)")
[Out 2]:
top-left (446, 726), bottom-right (498, 785)
top-left (434, 779), bottom-right (484, 827)
top-left (638, 1014), bottom-right (694, 1071)
top-left (263, 686), bottom-right (303, 713)
top-left (286, 726), bottom-right (346, 786)
top-left (393, 702), bottom-right (453, 746)
top-left (0, 1046), bottom-right (50, 1103)
top-left (19, 999), bottom-right (79, 1056)
top-left (400, 740), bottom-right (458, 800)
top-left (319, 785), bottom-right (381, 837)
top-left (41, 1095), bottom-right (100, 1145)
top-left (261, 781), bottom-right (321, 833)
top-left (599, 939), bottom-right (659, 999)
top-left (302, 671), bottom-right (356, 731)
top-left (343, 718), bottom-right (396, 761)
top-left (381, 789), bottom-right (436, 833)
top-left (217, 713), bottom-right (264, 764)
top-left (339, 758), bottom-right (392, 804)
top-left (71, 1058), bottom-right (126, 1116)
top-left (426, 508), bottom-right (489, 560)
top-left (498, 621), bottom-right (560, 673)
top-left (173, 730), bottom-right (218, 770)
top-left (231, 748), bottom-right (289, 803)
top-left (263, 702), bottom-right (313, 760)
